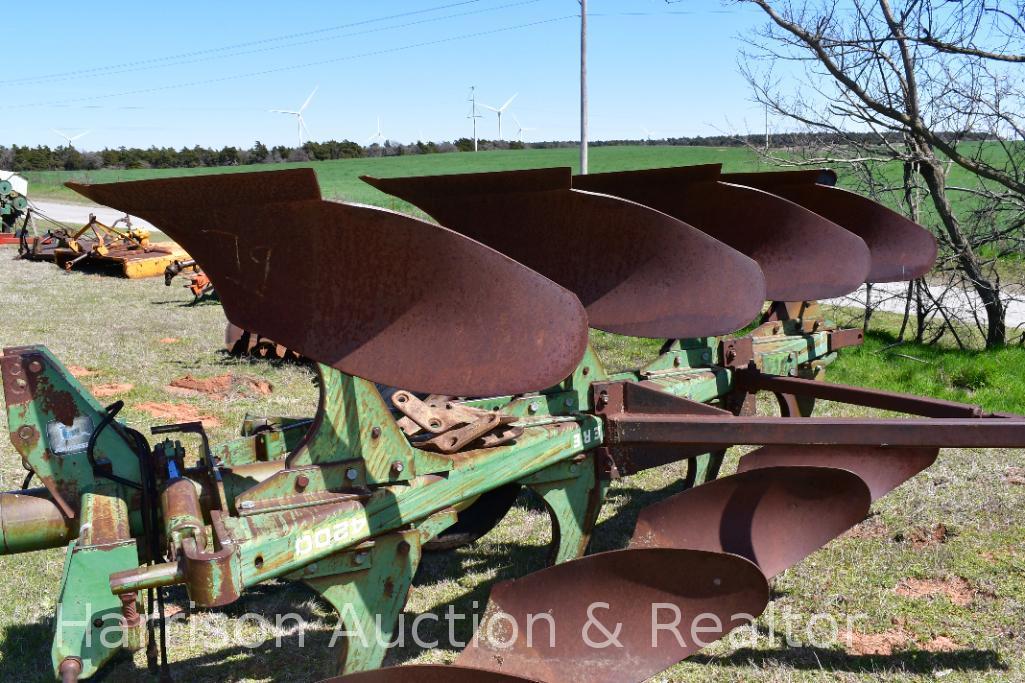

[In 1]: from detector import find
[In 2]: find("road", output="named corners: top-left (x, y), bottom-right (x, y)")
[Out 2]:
top-left (825, 281), bottom-right (1025, 330)
top-left (27, 199), bottom-right (158, 233)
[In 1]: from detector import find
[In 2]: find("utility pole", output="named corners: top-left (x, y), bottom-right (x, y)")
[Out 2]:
top-left (468, 86), bottom-right (482, 151)
top-left (579, 0), bottom-right (589, 174)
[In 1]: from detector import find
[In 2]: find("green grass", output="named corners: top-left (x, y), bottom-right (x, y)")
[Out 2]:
top-left (22, 146), bottom-right (770, 208)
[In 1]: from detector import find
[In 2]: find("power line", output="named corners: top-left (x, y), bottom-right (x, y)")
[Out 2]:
top-left (9, 0), bottom-right (483, 85)
top-left (2, 15), bottom-right (578, 111)
top-left (15, 1), bottom-right (546, 88)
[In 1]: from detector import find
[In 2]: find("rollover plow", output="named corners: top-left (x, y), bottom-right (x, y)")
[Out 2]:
top-left (0, 166), bottom-right (1021, 681)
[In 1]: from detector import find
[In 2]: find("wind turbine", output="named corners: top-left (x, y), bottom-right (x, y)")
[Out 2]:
top-left (366, 117), bottom-right (385, 146)
top-left (270, 86), bottom-right (318, 146)
top-left (512, 114), bottom-right (536, 142)
top-left (640, 125), bottom-right (660, 144)
top-left (53, 129), bottom-right (89, 149)
top-left (480, 93), bottom-right (518, 140)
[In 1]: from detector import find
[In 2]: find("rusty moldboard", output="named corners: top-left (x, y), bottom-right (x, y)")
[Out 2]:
top-left (67, 170), bottom-right (588, 397)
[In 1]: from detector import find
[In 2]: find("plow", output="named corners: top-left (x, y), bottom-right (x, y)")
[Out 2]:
top-left (1, 165), bottom-right (1022, 682)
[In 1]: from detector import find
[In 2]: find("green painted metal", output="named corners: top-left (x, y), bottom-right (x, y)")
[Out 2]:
top-left (521, 453), bottom-right (608, 564)
top-left (1, 316), bottom-right (855, 680)
top-left (51, 487), bottom-right (139, 678)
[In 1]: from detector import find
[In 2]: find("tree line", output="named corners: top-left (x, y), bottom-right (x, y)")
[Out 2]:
top-left (1, 132), bottom-right (990, 172)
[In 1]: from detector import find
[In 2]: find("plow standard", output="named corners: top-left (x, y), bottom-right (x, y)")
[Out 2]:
top-left (1, 166), bottom-right (1022, 682)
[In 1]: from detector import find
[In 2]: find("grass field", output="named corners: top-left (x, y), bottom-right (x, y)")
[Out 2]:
top-left (22, 146), bottom-right (771, 209)
top-left (0, 245), bottom-right (1023, 683)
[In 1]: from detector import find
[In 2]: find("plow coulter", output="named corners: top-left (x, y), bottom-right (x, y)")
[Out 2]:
top-left (0, 166), bottom-right (1021, 681)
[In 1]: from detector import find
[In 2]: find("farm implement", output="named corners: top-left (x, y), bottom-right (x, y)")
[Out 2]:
top-left (0, 171), bottom-right (30, 245)
top-left (22, 213), bottom-right (189, 278)
top-left (1, 166), bottom-right (1022, 682)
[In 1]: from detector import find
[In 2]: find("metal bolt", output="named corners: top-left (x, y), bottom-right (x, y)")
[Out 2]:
top-left (371, 426), bottom-right (381, 439)
top-left (712, 577), bottom-right (722, 587)
top-left (17, 426), bottom-right (34, 442)
top-left (305, 563), bottom-right (318, 575)
top-left (702, 350), bottom-right (711, 362)
top-left (391, 461), bottom-right (405, 475)
top-left (355, 551), bottom-right (369, 564)
top-left (597, 391), bottom-right (609, 407)
top-left (346, 468), bottom-right (359, 481)
top-left (570, 463), bottom-right (579, 474)
top-left (565, 396), bottom-right (575, 408)
top-left (295, 475), bottom-right (309, 492)
top-left (673, 356), bottom-right (681, 367)
top-left (528, 401), bottom-right (540, 414)
top-left (14, 378), bottom-right (26, 389)
top-left (92, 617), bottom-right (104, 628)
top-left (28, 361), bottom-right (42, 373)
top-left (582, 366), bottom-right (590, 376)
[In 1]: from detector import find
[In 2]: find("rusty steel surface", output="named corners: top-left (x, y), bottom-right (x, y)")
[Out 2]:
top-left (737, 445), bottom-right (939, 501)
top-left (455, 547), bottom-right (769, 683)
top-left (68, 169), bottom-right (588, 397)
top-left (363, 168), bottom-right (766, 339)
top-left (630, 466), bottom-right (870, 578)
top-left (737, 371), bottom-right (986, 418)
top-left (607, 413), bottom-right (1025, 448)
top-left (572, 165), bottom-right (871, 301)
top-left (722, 169), bottom-right (937, 282)
top-left (320, 665), bottom-right (538, 682)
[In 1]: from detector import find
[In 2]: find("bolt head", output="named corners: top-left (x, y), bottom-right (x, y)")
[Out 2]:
top-left (391, 461), bottom-right (405, 474)
top-left (295, 475), bottom-right (310, 491)
top-left (14, 378), bottom-right (27, 389)
top-left (528, 401), bottom-right (540, 414)
top-left (240, 501), bottom-right (255, 510)
top-left (565, 396), bottom-right (575, 408)
top-left (371, 426), bottom-right (381, 439)
top-left (28, 360), bottom-right (42, 373)
top-left (355, 551), bottom-right (369, 564)
top-left (17, 426), bottom-right (34, 442)
top-left (346, 468), bottom-right (359, 481)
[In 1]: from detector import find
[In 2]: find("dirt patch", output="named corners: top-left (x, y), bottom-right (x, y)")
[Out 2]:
top-left (167, 373), bottom-right (272, 398)
top-left (1005, 467), bottom-right (1025, 486)
top-left (67, 365), bottom-right (98, 378)
top-left (90, 383), bottom-right (134, 398)
top-left (921, 635), bottom-right (961, 652)
top-left (895, 577), bottom-right (977, 606)
top-left (901, 523), bottom-right (949, 548)
top-left (136, 402), bottom-right (220, 428)
top-left (158, 337), bottom-right (180, 344)
top-left (841, 628), bottom-right (910, 655)
top-left (842, 516), bottom-right (889, 540)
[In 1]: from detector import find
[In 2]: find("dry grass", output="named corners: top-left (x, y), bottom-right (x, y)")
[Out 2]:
top-left (0, 247), bottom-right (1023, 682)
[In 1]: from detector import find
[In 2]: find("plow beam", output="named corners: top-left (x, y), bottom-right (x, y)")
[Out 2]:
top-left (604, 413), bottom-right (1025, 449)
top-left (572, 164), bottom-right (871, 301)
top-left (736, 370), bottom-right (989, 417)
top-left (363, 168), bottom-right (766, 339)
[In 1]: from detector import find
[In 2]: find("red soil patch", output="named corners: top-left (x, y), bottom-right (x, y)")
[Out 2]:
top-left (895, 577), bottom-right (977, 606)
top-left (136, 402), bottom-right (220, 428)
top-left (90, 383), bottom-right (134, 398)
top-left (904, 523), bottom-right (949, 548)
top-left (67, 365), bottom-right (98, 378)
top-left (842, 516), bottom-right (889, 540)
top-left (167, 373), bottom-right (272, 398)
top-left (841, 628), bottom-right (910, 655)
top-left (921, 635), bottom-right (961, 652)
top-left (158, 337), bottom-right (180, 344)
top-left (1005, 467), bottom-right (1025, 486)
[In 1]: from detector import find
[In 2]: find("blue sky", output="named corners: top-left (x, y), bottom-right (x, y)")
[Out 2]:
top-left (4, 0), bottom-right (776, 149)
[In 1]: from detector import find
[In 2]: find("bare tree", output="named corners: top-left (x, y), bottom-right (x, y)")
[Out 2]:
top-left (737, 0), bottom-right (1025, 348)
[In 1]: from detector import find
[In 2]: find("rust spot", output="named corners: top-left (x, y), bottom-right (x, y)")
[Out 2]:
top-left (383, 577), bottom-right (395, 599)
top-left (36, 376), bottom-right (79, 427)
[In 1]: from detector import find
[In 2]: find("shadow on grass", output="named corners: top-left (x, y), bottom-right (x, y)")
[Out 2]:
top-left (689, 645), bottom-right (1006, 674)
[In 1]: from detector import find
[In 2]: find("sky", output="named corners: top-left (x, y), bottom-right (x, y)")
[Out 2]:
top-left (3, 0), bottom-right (779, 150)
